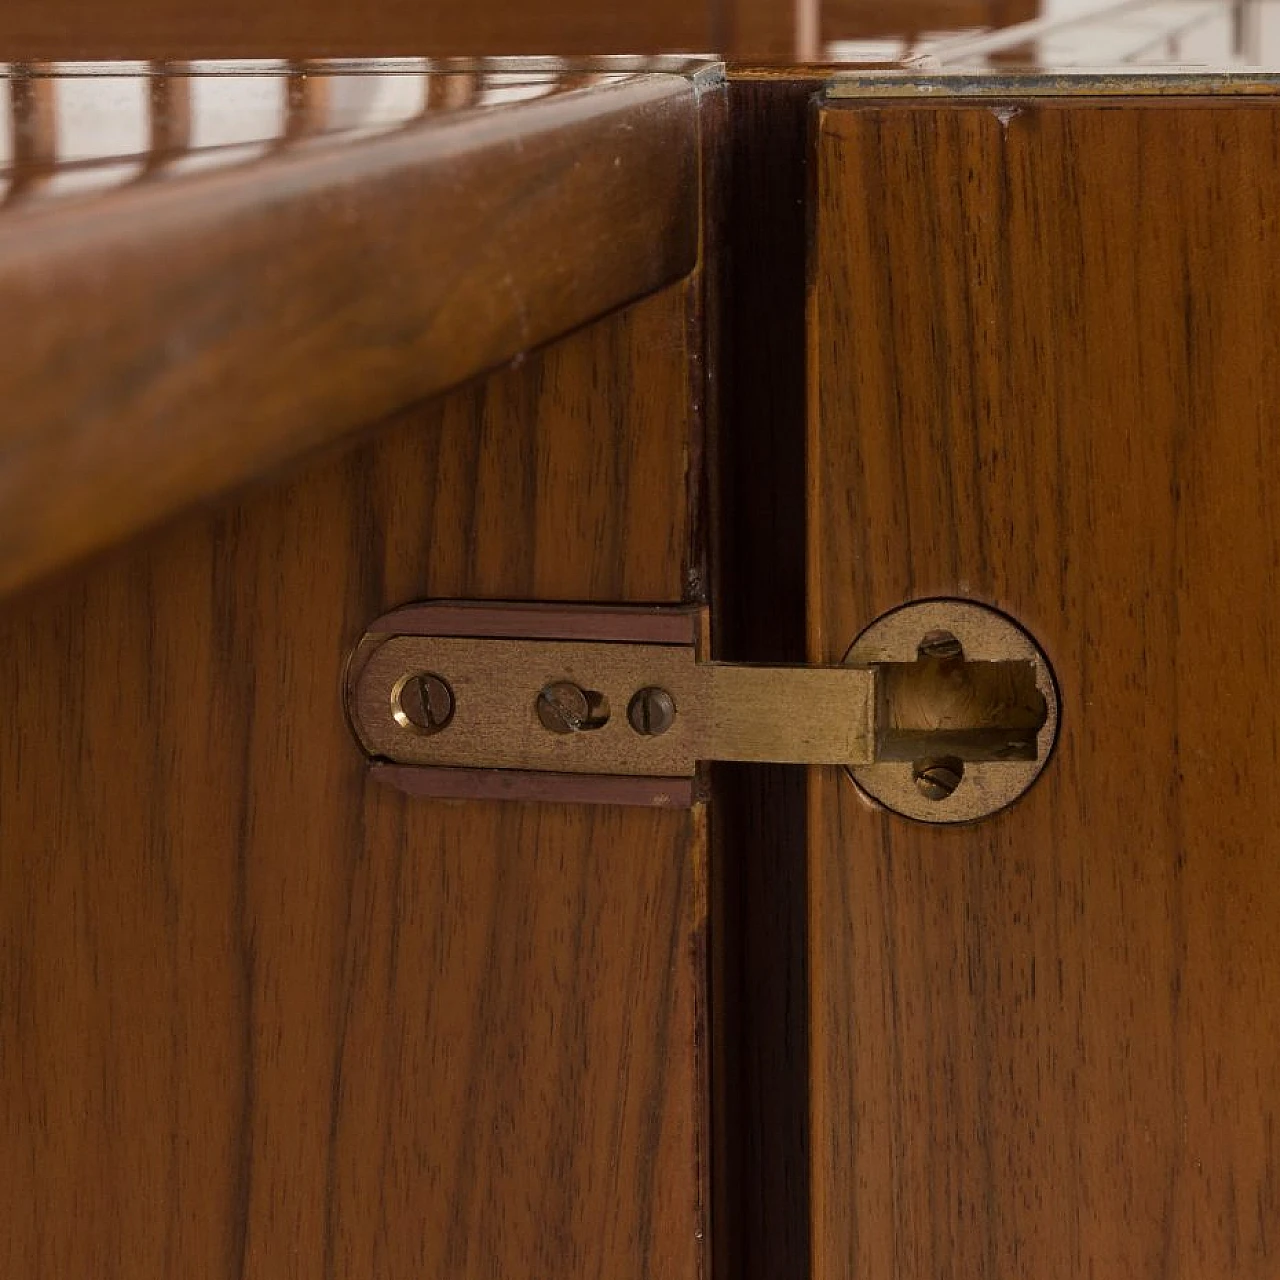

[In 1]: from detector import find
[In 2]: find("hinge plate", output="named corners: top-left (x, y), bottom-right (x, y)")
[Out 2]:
top-left (345, 599), bottom-right (1058, 820)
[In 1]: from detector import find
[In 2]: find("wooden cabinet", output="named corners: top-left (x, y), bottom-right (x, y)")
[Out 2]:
top-left (3, 50), bottom-right (1280, 1280)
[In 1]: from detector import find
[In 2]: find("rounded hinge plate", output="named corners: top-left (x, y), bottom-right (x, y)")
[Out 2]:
top-left (844, 598), bottom-right (1060, 824)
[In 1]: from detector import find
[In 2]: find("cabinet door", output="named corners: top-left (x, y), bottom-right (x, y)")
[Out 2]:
top-left (808, 84), bottom-right (1280, 1278)
top-left (0, 284), bottom-right (708, 1280)
top-left (0, 57), bottom-right (714, 1278)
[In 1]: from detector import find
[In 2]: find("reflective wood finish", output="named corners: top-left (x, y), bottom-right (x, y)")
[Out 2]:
top-left (0, 58), bottom-right (717, 200)
top-left (809, 90), bottom-right (1280, 1279)
top-left (0, 61), bottom-right (706, 600)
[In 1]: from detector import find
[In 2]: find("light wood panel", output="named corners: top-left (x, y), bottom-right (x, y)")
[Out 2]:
top-left (0, 66), bottom-right (700, 601)
top-left (0, 282), bottom-right (707, 1277)
top-left (809, 96), bottom-right (1280, 1279)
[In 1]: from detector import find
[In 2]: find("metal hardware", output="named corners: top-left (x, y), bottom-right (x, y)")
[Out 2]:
top-left (843, 599), bottom-right (1058, 823)
top-left (536, 681), bottom-right (610, 734)
top-left (345, 598), bottom-right (1058, 819)
top-left (393, 672), bottom-right (454, 734)
top-left (913, 757), bottom-right (964, 801)
top-left (628, 686), bottom-right (677, 737)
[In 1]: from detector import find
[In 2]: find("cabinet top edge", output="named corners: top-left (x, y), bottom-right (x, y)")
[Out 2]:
top-left (824, 69), bottom-right (1280, 99)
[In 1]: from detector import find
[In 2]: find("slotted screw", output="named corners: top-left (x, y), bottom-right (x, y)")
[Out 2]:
top-left (628, 687), bottom-right (676, 737)
top-left (396, 673), bottom-right (454, 734)
top-left (917, 629), bottom-right (964, 661)
top-left (537, 682), bottom-right (591, 734)
top-left (913, 758), bottom-right (964, 801)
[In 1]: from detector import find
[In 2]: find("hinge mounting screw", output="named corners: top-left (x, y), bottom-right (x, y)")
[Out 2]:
top-left (912, 757), bottom-right (964, 801)
top-left (394, 672), bottom-right (454, 734)
top-left (537, 682), bottom-right (593, 734)
top-left (628, 687), bottom-right (676, 737)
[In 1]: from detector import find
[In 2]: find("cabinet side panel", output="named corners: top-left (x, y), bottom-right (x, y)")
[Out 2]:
top-left (810, 100), bottom-right (1280, 1280)
top-left (0, 284), bottom-right (707, 1280)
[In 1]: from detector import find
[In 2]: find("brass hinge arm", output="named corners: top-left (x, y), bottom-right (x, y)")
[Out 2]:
top-left (344, 599), bottom-right (1058, 821)
top-left (352, 636), bottom-right (879, 776)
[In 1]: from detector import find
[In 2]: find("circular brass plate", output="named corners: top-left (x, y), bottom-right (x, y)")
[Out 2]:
top-left (844, 599), bottom-right (1059, 824)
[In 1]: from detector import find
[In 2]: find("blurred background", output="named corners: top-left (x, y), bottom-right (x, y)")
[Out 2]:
top-left (2, 0), bottom-right (1278, 204)
top-left (831, 0), bottom-right (1280, 64)
top-left (2, 0), bottom-right (1279, 66)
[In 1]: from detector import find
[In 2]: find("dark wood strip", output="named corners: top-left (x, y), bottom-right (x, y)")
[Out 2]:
top-left (709, 72), bottom-right (820, 1280)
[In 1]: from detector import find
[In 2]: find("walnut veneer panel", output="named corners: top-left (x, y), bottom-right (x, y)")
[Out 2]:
top-left (809, 98), bottom-right (1280, 1279)
top-left (0, 283), bottom-right (707, 1278)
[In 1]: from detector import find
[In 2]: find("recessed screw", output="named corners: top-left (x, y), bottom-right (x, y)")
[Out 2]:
top-left (537, 681), bottom-right (591, 734)
top-left (395, 672), bottom-right (454, 734)
top-left (917, 629), bottom-right (964, 661)
top-left (628, 687), bottom-right (676, 737)
top-left (913, 757), bottom-right (964, 801)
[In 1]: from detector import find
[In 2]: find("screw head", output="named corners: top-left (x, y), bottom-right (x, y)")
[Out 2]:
top-left (627, 687), bottom-right (676, 737)
top-left (917, 629), bottom-right (964, 661)
top-left (912, 757), bottom-right (964, 801)
top-left (394, 672), bottom-right (454, 734)
top-left (537, 682), bottom-right (591, 734)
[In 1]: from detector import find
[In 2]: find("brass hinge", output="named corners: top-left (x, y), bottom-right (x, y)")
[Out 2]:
top-left (344, 599), bottom-right (1058, 822)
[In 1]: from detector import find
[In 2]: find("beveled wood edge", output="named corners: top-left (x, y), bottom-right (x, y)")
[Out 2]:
top-left (360, 600), bottom-right (704, 645)
top-left (0, 56), bottom-right (723, 76)
top-left (0, 71), bottom-right (711, 600)
top-left (823, 68), bottom-right (1280, 96)
top-left (0, 24), bottom-right (722, 63)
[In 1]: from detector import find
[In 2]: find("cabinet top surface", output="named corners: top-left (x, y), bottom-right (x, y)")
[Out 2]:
top-left (0, 57), bottom-right (715, 206)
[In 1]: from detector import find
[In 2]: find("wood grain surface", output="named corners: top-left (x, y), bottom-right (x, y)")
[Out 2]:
top-left (0, 69), bottom-right (700, 601)
top-left (809, 96), bottom-right (1280, 1278)
top-left (0, 282), bottom-right (708, 1277)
